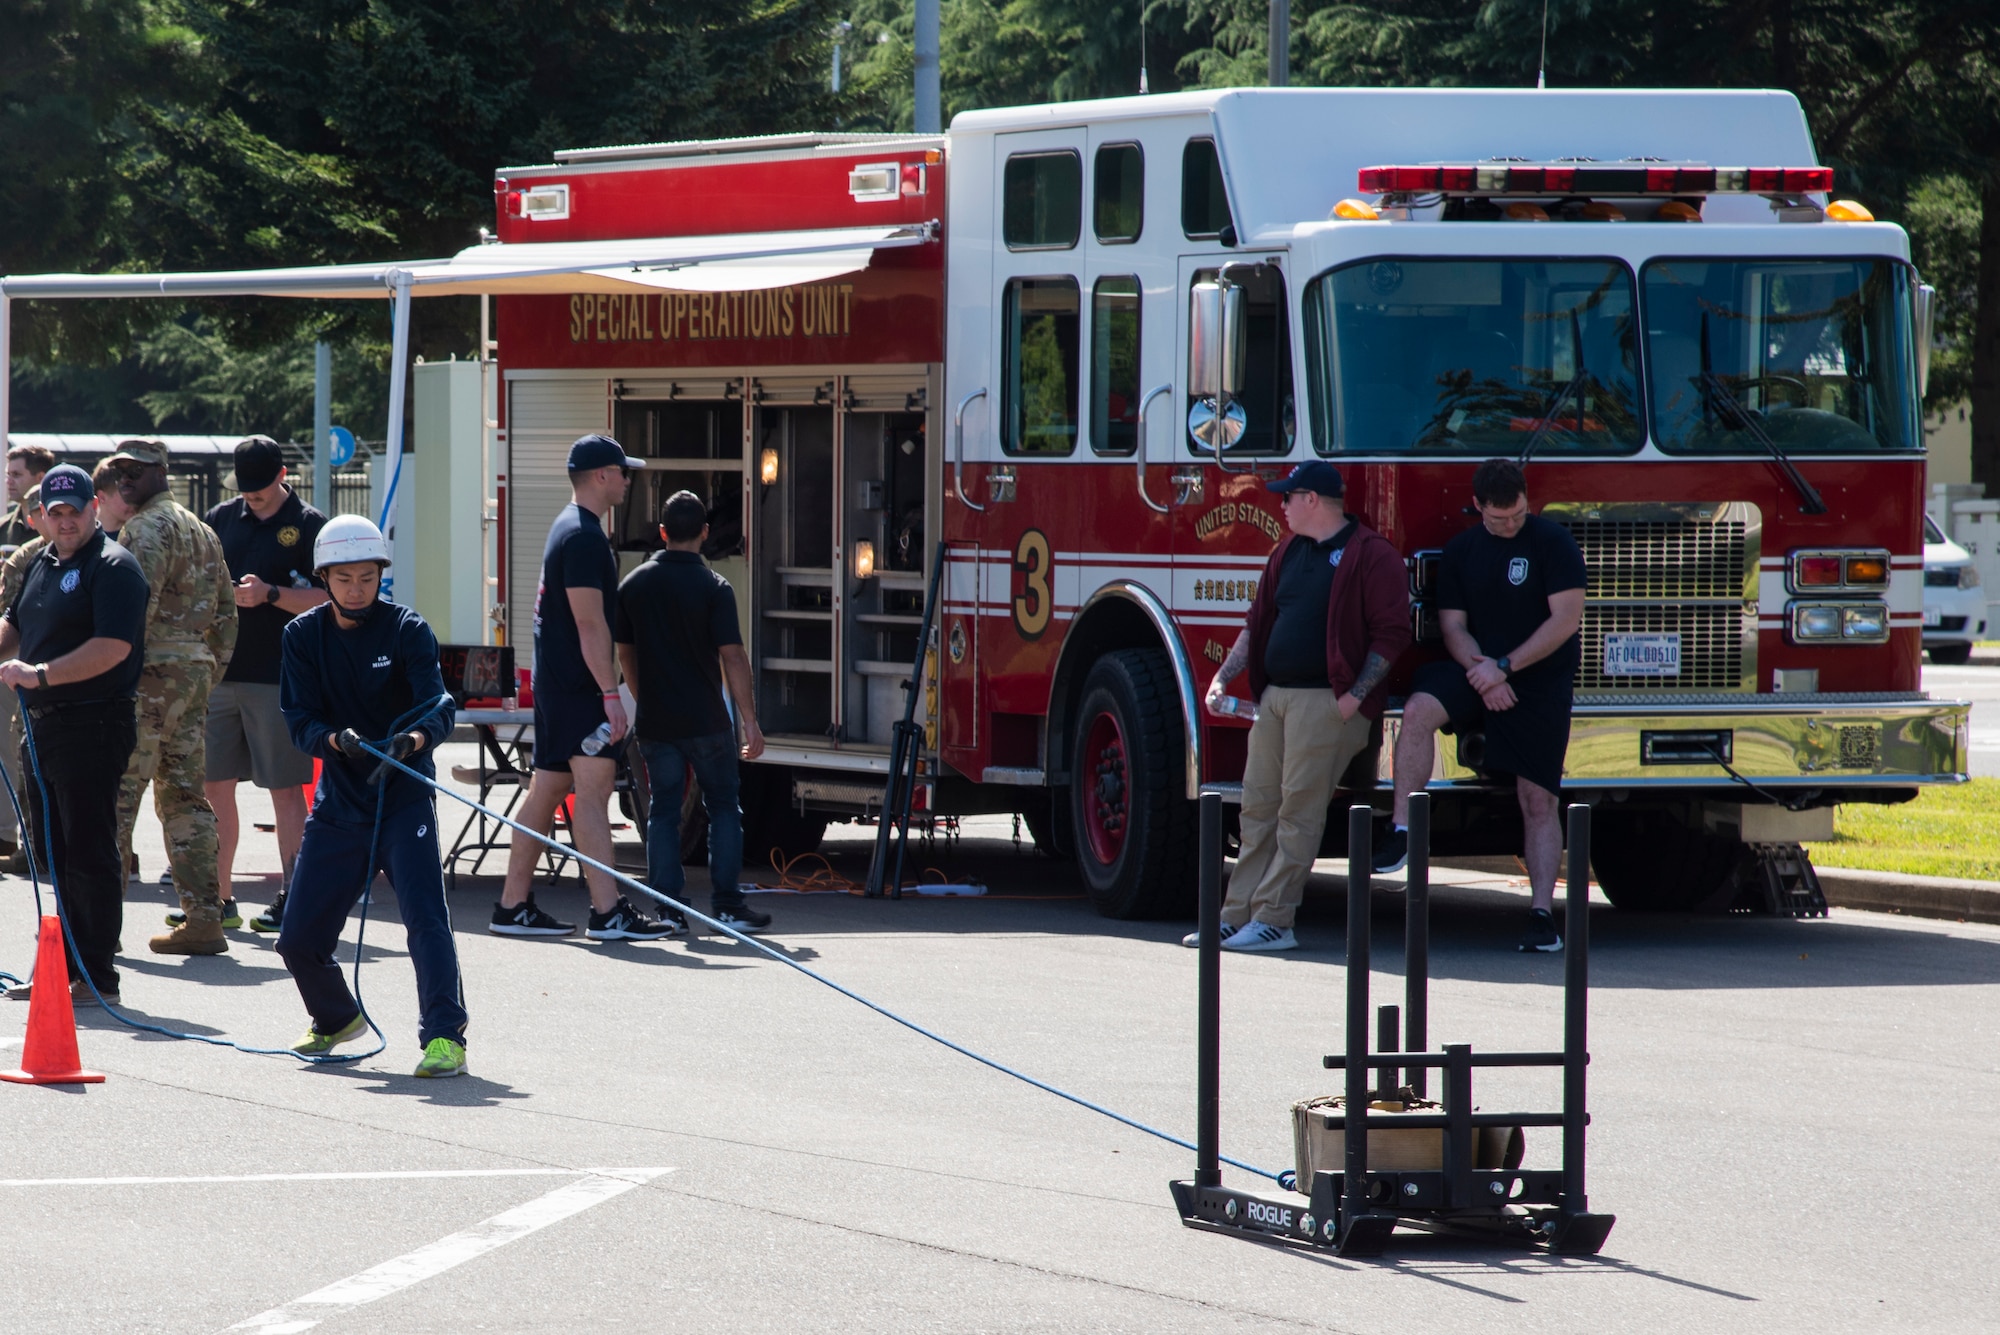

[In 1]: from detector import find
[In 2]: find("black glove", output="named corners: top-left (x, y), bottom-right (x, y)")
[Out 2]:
top-left (333, 728), bottom-right (366, 758)
top-left (366, 732), bottom-right (418, 786)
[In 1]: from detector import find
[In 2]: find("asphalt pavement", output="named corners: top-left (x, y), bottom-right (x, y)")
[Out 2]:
top-left (1, 743), bottom-right (1996, 1333)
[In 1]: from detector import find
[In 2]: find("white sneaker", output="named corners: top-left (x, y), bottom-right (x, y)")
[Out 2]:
top-left (1221, 921), bottom-right (1297, 952)
top-left (1181, 924), bottom-right (1243, 947)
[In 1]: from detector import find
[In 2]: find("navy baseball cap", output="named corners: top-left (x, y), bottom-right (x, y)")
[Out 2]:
top-left (39, 464), bottom-right (94, 510)
top-left (566, 434), bottom-right (644, 472)
top-left (1266, 460), bottom-right (1344, 499)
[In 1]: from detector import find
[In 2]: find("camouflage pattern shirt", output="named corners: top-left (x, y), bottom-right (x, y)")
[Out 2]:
top-left (0, 535), bottom-right (46, 614)
top-left (118, 491), bottom-right (238, 672)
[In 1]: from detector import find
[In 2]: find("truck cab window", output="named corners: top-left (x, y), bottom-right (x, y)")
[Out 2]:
top-left (1003, 277), bottom-right (1082, 455)
top-left (1304, 258), bottom-right (1642, 457)
top-left (1188, 265), bottom-right (1293, 456)
top-left (1090, 277), bottom-right (1141, 455)
top-left (1643, 259), bottom-right (1918, 454)
top-left (1181, 139), bottom-right (1232, 241)
top-left (1003, 152), bottom-right (1083, 250)
top-left (1094, 143), bottom-right (1144, 243)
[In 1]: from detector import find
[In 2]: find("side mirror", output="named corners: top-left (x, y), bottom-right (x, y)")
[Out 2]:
top-left (1914, 282), bottom-right (1936, 400)
top-left (1187, 281), bottom-right (1245, 401)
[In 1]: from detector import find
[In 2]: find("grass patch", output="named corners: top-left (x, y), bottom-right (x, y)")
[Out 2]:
top-left (1808, 778), bottom-right (2000, 881)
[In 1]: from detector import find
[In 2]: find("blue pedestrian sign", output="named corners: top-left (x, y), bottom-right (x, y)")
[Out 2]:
top-left (326, 425), bottom-right (356, 468)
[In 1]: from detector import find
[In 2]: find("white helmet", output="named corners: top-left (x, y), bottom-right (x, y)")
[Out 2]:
top-left (313, 514), bottom-right (391, 572)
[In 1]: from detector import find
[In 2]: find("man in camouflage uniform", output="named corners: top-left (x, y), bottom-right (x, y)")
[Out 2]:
top-left (0, 485), bottom-right (48, 875)
top-left (99, 440), bottom-right (240, 956)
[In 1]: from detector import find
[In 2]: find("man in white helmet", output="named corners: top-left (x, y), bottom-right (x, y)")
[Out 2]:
top-left (275, 516), bottom-right (468, 1077)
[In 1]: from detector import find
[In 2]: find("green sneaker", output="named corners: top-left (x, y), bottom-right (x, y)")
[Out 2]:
top-left (163, 901), bottom-right (242, 930)
top-left (414, 1037), bottom-right (467, 1079)
top-left (291, 1013), bottom-right (369, 1056)
top-left (249, 892), bottom-right (286, 934)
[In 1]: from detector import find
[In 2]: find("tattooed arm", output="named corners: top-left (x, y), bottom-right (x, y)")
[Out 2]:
top-left (1204, 628), bottom-right (1252, 716)
top-left (1346, 651), bottom-right (1392, 705)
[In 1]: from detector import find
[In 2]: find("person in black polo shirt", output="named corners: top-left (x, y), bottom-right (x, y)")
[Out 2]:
top-left (0, 465), bottom-right (149, 1006)
top-left (204, 436), bottom-right (330, 933)
top-left (1385, 459), bottom-right (1587, 953)
top-left (616, 490), bottom-right (770, 936)
top-left (491, 434), bottom-right (671, 942)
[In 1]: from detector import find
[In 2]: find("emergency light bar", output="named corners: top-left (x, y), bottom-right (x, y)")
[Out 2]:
top-left (1358, 163), bottom-right (1834, 196)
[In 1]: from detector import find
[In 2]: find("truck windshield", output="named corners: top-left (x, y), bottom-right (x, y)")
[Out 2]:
top-left (1304, 258), bottom-right (1643, 457)
top-left (1643, 258), bottom-right (1918, 454)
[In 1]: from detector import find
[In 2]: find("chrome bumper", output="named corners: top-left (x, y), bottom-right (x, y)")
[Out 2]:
top-left (1431, 691), bottom-right (1970, 789)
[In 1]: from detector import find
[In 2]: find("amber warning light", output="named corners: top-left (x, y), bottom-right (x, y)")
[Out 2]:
top-left (1358, 163), bottom-right (1834, 196)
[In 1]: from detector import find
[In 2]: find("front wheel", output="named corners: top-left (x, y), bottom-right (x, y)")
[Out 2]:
top-left (1591, 807), bottom-right (1740, 912)
top-left (1928, 642), bottom-right (1973, 666)
top-left (1068, 650), bottom-right (1196, 918)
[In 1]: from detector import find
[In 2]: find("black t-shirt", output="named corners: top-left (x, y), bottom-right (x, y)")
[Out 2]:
top-left (1262, 521), bottom-right (1357, 689)
top-left (279, 602), bottom-right (455, 821)
top-left (1436, 513), bottom-right (1589, 685)
top-left (206, 489), bottom-right (329, 685)
top-left (533, 503), bottom-right (618, 698)
top-left (4, 528), bottom-right (149, 705)
top-left (615, 549), bottom-right (741, 742)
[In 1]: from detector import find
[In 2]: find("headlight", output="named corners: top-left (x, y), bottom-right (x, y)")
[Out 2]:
top-left (1842, 604), bottom-right (1888, 639)
top-left (1793, 605), bottom-right (1843, 640)
top-left (1789, 600), bottom-right (1890, 644)
top-left (1961, 565), bottom-right (1982, 590)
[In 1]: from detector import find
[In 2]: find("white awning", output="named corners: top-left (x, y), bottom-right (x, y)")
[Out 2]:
top-left (0, 223), bottom-right (934, 300)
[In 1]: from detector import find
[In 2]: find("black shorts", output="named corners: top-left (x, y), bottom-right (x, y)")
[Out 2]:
top-left (1409, 659), bottom-right (1573, 795)
top-left (532, 686), bottom-right (626, 771)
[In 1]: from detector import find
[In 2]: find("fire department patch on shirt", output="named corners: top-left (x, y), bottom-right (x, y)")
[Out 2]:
top-left (59, 570), bottom-right (80, 593)
top-left (277, 525), bottom-right (301, 548)
top-left (1507, 557), bottom-right (1529, 586)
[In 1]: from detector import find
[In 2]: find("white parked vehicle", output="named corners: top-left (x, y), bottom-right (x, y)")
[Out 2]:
top-left (1923, 513), bottom-right (1983, 664)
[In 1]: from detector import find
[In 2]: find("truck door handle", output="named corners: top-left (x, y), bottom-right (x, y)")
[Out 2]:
top-left (1135, 383), bottom-right (1172, 513)
top-left (954, 387), bottom-right (988, 512)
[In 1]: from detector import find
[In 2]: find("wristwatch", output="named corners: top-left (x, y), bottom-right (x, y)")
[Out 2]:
top-left (264, 584), bottom-right (281, 605)
top-left (1495, 656), bottom-right (1513, 677)
top-left (34, 665), bottom-right (47, 689)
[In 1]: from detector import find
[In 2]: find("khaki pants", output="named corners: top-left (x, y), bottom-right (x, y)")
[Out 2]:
top-left (1226, 686), bottom-right (1373, 931)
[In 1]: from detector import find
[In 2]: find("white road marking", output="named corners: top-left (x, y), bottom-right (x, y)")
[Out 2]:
top-left (225, 1168), bottom-right (670, 1334)
top-left (0, 1167), bottom-right (587, 1189)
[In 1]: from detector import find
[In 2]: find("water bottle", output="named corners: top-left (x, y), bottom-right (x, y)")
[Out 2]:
top-left (580, 722), bottom-right (615, 756)
top-left (1217, 696), bottom-right (1259, 724)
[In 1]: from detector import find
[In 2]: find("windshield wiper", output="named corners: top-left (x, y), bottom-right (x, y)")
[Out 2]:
top-left (1699, 313), bottom-right (1827, 515)
top-left (1519, 309), bottom-right (1586, 467)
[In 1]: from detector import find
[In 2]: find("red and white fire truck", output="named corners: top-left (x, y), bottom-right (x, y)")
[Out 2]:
top-left (484, 87), bottom-right (1968, 918)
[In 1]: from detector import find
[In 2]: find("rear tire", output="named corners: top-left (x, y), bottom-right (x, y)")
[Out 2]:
top-left (1928, 642), bottom-right (1973, 665)
top-left (1068, 649), bottom-right (1197, 919)
top-left (1591, 807), bottom-right (1740, 912)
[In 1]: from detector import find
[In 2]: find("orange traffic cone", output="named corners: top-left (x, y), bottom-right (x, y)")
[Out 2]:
top-left (1, 916), bottom-right (105, 1086)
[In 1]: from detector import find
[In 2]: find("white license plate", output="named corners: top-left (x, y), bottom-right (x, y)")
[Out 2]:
top-left (1923, 606), bottom-right (1943, 627)
top-left (1603, 632), bottom-right (1681, 677)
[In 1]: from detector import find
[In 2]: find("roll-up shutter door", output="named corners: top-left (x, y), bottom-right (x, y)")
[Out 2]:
top-left (842, 370), bottom-right (929, 411)
top-left (506, 376), bottom-right (611, 653)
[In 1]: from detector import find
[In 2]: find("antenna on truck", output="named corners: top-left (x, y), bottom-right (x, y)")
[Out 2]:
top-left (1537, 0), bottom-right (1549, 89)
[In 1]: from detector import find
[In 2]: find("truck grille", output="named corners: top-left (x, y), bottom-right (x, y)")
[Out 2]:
top-left (1548, 505), bottom-right (1758, 693)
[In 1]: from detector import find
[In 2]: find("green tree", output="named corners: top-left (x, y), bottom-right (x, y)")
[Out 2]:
top-left (9, 0), bottom-right (851, 436)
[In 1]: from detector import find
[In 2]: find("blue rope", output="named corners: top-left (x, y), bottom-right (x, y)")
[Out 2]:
top-left (359, 733), bottom-right (1290, 1184)
top-left (4, 689), bottom-right (446, 1065)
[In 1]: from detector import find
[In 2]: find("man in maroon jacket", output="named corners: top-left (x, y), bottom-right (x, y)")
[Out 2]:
top-left (1195, 461), bottom-right (1412, 951)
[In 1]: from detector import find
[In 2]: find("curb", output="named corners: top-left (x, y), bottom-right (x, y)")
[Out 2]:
top-left (1812, 866), bottom-right (2000, 926)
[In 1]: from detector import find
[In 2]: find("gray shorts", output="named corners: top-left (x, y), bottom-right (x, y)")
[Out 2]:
top-left (205, 681), bottom-right (315, 788)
